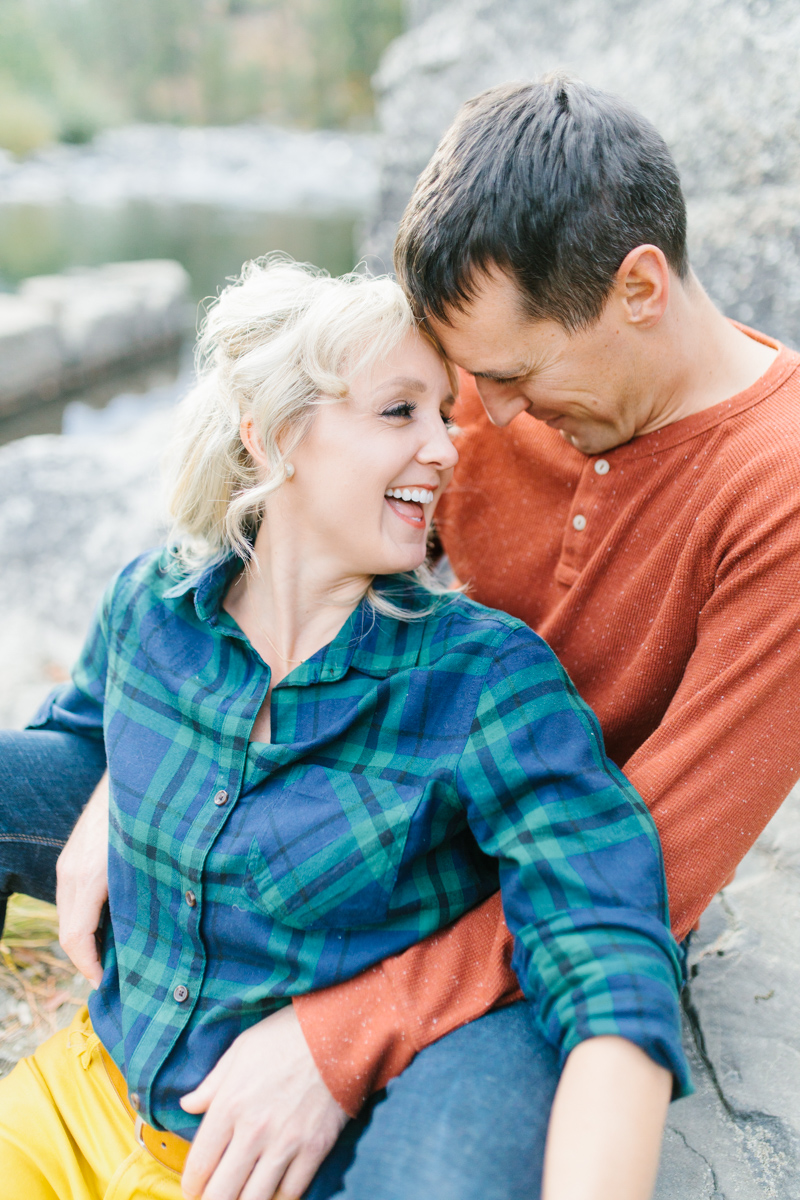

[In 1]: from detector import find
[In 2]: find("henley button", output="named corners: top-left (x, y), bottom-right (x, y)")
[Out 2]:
top-left (213, 790), bottom-right (229, 807)
top-left (129, 1092), bottom-right (141, 1111)
top-left (185, 890), bottom-right (197, 907)
top-left (594, 459), bottom-right (610, 475)
top-left (572, 514), bottom-right (587, 531)
top-left (173, 984), bottom-right (190, 1003)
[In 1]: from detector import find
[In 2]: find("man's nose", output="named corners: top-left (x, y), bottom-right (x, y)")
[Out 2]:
top-left (475, 379), bottom-right (529, 427)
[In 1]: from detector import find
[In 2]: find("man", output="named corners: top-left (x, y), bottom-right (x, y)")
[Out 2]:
top-left (3, 75), bottom-right (800, 1199)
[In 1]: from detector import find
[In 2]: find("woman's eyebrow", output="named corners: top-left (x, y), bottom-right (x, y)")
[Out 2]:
top-left (375, 376), bottom-right (428, 393)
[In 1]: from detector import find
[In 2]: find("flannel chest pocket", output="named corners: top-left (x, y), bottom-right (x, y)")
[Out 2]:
top-left (244, 766), bottom-right (419, 929)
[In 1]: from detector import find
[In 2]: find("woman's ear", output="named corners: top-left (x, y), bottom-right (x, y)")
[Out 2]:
top-left (240, 415), bottom-right (269, 469)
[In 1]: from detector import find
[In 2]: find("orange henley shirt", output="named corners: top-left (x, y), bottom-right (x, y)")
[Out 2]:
top-left (295, 328), bottom-right (800, 1116)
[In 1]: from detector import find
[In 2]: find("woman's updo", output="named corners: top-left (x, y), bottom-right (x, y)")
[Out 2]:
top-left (166, 256), bottom-right (433, 572)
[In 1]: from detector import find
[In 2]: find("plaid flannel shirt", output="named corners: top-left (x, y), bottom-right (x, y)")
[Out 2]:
top-left (32, 548), bottom-right (690, 1136)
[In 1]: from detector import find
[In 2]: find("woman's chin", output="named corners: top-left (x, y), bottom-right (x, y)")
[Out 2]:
top-left (372, 549), bottom-right (428, 578)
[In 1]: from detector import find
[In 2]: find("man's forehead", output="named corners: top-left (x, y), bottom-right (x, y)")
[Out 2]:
top-left (427, 300), bottom-right (557, 379)
top-left (431, 269), bottom-right (527, 329)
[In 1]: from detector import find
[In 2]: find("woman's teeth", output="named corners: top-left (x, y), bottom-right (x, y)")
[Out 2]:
top-left (384, 488), bottom-right (434, 504)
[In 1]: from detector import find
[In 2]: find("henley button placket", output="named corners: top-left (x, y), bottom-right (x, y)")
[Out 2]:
top-left (572, 514), bottom-right (587, 531)
top-left (594, 459), bottom-right (610, 475)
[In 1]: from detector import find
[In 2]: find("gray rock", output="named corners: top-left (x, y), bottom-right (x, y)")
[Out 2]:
top-left (0, 409), bottom-right (171, 727)
top-left (654, 783), bottom-right (800, 1197)
top-left (0, 295), bottom-right (62, 414)
top-left (364, 0), bottom-right (800, 347)
top-left (20, 259), bottom-right (191, 378)
top-left (0, 260), bottom-right (191, 414)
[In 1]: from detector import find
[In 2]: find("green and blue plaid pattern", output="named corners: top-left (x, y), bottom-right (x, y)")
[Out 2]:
top-left (33, 549), bottom-right (690, 1136)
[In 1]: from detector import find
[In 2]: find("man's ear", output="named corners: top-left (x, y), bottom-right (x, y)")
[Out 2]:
top-left (240, 415), bottom-right (269, 468)
top-left (615, 245), bottom-right (670, 328)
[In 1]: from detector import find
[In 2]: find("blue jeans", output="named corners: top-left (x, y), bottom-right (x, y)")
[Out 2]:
top-left (0, 729), bottom-right (559, 1199)
top-left (0, 729), bottom-right (106, 928)
top-left (308, 1002), bottom-right (559, 1200)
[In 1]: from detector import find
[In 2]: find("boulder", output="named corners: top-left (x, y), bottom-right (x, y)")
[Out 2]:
top-left (0, 295), bottom-right (62, 415)
top-left (655, 784), bottom-right (800, 1197)
top-left (0, 408), bottom-right (172, 728)
top-left (19, 259), bottom-right (191, 383)
top-left (364, 0), bottom-right (800, 348)
top-left (0, 260), bottom-right (191, 415)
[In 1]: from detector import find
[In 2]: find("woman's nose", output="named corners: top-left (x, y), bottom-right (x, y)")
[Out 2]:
top-left (418, 419), bottom-right (459, 470)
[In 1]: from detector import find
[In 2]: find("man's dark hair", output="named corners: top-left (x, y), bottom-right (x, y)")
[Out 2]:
top-left (395, 76), bottom-right (689, 330)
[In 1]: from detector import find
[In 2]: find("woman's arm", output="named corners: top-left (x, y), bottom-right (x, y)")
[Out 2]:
top-left (543, 1037), bottom-right (671, 1200)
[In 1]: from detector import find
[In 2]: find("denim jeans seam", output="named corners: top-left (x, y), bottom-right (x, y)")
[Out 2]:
top-left (0, 834), bottom-right (67, 848)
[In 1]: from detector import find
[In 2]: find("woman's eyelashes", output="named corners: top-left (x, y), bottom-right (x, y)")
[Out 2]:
top-left (382, 400), bottom-right (416, 420)
top-left (381, 400), bottom-right (455, 426)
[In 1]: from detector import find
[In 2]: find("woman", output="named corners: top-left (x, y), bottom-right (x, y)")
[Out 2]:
top-left (0, 259), bottom-right (689, 1200)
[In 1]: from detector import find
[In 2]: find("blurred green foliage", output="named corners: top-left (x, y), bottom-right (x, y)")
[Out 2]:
top-left (0, 0), bottom-right (404, 154)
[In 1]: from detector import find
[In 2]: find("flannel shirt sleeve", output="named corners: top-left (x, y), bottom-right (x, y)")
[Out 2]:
top-left (27, 582), bottom-right (113, 740)
top-left (457, 625), bottom-right (691, 1097)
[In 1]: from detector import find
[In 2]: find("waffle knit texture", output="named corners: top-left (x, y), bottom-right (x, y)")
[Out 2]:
top-left (295, 328), bottom-right (800, 1115)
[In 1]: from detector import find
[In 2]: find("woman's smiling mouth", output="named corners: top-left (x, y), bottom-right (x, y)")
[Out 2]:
top-left (384, 486), bottom-right (435, 528)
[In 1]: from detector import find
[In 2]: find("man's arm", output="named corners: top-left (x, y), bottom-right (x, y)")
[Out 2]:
top-left (294, 890), bottom-right (521, 1114)
top-left (56, 770), bottom-right (109, 986)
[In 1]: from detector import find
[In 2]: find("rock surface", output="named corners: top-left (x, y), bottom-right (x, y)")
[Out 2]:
top-left (364, 0), bottom-right (800, 349)
top-left (0, 260), bottom-right (190, 414)
top-left (0, 294), bottom-right (63, 409)
top-left (655, 783), bottom-right (800, 1197)
top-left (0, 409), bottom-right (172, 728)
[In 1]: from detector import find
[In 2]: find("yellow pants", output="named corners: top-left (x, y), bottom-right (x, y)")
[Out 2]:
top-left (0, 1005), bottom-right (183, 1200)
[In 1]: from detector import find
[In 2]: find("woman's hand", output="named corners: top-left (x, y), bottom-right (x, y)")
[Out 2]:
top-left (180, 1002), bottom-right (349, 1200)
top-left (56, 771), bottom-right (109, 987)
top-left (542, 1036), bottom-right (672, 1200)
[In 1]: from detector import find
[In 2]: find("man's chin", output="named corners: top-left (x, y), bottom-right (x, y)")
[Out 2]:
top-left (558, 427), bottom-right (622, 456)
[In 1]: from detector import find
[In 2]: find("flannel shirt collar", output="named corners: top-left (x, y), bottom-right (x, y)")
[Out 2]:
top-left (174, 554), bottom-right (430, 685)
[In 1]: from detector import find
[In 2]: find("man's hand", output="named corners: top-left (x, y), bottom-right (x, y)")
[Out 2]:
top-left (180, 1003), bottom-right (349, 1200)
top-left (56, 771), bottom-right (109, 987)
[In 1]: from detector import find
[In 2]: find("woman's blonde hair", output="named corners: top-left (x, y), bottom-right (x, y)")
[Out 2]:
top-left (166, 256), bottom-right (458, 618)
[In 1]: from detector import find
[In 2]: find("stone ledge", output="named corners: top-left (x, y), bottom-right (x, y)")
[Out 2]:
top-left (0, 260), bottom-right (191, 416)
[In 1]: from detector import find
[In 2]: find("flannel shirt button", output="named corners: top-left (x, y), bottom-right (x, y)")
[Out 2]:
top-left (129, 1092), bottom-right (141, 1111)
top-left (213, 790), bottom-right (229, 806)
top-left (185, 890), bottom-right (197, 907)
top-left (173, 984), bottom-right (190, 1003)
top-left (572, 514), bottom-right (587, 531)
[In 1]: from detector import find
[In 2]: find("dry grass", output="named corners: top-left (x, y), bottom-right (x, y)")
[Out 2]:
top-left (0, 894), bottom-right (90, 1073)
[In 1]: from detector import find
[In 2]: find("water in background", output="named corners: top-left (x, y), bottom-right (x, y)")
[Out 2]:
top-left (0, 203), bottom-right (360, 302)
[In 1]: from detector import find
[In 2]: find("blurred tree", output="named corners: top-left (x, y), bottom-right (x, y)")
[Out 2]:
top-left (0, 0), bottom-right (404, 152)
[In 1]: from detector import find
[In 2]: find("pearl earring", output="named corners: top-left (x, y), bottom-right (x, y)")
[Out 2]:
top-left (285, 462), bottom-right (295, 479)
